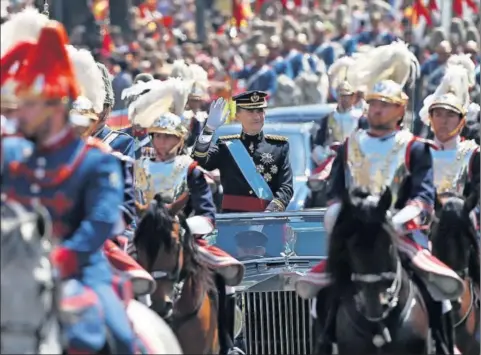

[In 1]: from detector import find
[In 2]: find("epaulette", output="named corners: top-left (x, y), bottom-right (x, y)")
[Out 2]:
top-left (218, 134), bottom-right (241, 141)
top-left (265, 134), bottom-right (288, 142)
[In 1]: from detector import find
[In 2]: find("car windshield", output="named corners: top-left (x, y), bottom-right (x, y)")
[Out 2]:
top-left (206, 211), bottom-right (327, 261)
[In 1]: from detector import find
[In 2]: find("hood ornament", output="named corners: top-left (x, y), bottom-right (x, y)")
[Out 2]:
top-left (280, 225), bottom-right (297, 271)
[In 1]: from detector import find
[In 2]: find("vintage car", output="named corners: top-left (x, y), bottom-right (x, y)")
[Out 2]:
top-left (208, 209), bottom-right (327, 354)
top-left (265, 104), bottom-right (335, 125)
top-left (214, 122), bottom-right (316, 210)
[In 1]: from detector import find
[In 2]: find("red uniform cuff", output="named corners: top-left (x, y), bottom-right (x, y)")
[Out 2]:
top-left (50, 246), bottom-right (79, 279)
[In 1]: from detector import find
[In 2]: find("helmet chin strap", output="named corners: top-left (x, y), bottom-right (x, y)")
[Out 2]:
top-left (82, 119), bottom-right (101, 138)
top-left (430, 116), bottom-right (466, 139)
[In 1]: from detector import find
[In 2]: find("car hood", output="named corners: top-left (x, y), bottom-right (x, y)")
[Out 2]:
top-left (235, 256), bottom-right (321, 292)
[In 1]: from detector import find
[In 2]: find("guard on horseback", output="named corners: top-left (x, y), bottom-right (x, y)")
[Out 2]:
top-left (0, 20), bottom-right (139, 353)
top-left (419, 56), bottom-right (480, 201)
top-left (64, 45), bottom-right (155, 297)
top-left (295, 41), bottom-right (464, 354)
top-left (131, 78), bottom-right (245, 354)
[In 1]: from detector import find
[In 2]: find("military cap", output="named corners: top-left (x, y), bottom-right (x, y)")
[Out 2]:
top-left (366, 80), bottom-right (408, 106)
top-left (233, 90), bottom-right (268, 110)
top-left (235, 230), bottom-right (268, 249)
top-left (429, 93), bottom-right (466, 117)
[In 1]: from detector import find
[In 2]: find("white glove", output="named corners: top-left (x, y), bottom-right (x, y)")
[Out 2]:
top-left (206, 98), bottom-right (230, 131)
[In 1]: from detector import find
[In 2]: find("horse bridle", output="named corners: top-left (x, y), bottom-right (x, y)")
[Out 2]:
top-left (351, 258), bottom-right (403, 321)
top-left (150, 218), bottom-right (184, 283)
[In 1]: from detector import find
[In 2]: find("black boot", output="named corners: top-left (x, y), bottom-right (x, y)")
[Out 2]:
top-left (442, 309), bottom-right (456, 354)
top-left (313, 287), bottom-right (337, 355)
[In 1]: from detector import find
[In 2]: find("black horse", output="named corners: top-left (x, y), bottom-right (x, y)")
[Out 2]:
top-left (314, 187), bottom-right (431, 354)
top-left (430, 191), bottom-right (480, 355)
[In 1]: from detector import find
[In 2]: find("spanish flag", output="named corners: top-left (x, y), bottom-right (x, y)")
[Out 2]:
top-left (232, 0), bottom-right (252, 28)
top-left (405, 0), bottom-right (432, 26)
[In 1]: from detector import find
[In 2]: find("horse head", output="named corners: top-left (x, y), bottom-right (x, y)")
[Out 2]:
top-left (1, 201), bottom-right (60, 354)
top-left (431, 191), bottom-right (480, 284)
top-left (134, 193), bottom-right (210, 319)
top-left (327, 186), bottom-right (400, 321)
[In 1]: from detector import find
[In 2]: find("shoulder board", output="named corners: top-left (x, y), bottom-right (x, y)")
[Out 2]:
top-left (265, 134), bottom-right (288, 142)
top-left (86, 137), bottom-right (113, 153)
top-left (218, 134), bottom-right (241, 141)
top-left (413, 137), bottom-right (437, 149)
top-left (111, 151), bottom-right (134, 164)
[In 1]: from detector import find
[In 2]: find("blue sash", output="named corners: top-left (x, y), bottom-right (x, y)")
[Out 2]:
top-left (224, 140), bottom-right (274, 201)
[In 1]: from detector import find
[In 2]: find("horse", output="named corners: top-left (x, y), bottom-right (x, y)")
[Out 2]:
top-left (314, 187), bottom-right (432, 354)
top-left (430, 191), bottom-right (480, 355)
top-left (1, 200), bottom-right (62, 354)
top-left (134, 195), bottom-right (220, 354)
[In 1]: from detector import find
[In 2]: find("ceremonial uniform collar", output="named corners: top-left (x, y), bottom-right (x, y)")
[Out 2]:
top-left (241, 131), bottom-right (264, 142)
top-left (38, 127), bottom-right (75, 153)
top-left (434, 135), bottom-right (460, 151)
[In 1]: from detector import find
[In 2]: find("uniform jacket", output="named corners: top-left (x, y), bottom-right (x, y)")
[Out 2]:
top-left (193, 131), bottom-right (294, 213)
top-left (120, 126), bottom-right (151, 159)
top-left (94, 125), bottom-right (135, 160)
top-left (332, 34), bottom-right (358, 56)
top-left (184, 161), bottom-right (217, 224)
top-left (2, 130), bottom-right (124, 283)
top-left (270, 56), bottom-right (294, 79)
top-left (327, 131), bottom-right (435, 215)
top-left (356, 30), bottom-right (397, 47)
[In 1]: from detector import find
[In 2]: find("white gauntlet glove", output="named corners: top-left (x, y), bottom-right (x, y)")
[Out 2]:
top-left (206, 98), bottom-right (230, 131)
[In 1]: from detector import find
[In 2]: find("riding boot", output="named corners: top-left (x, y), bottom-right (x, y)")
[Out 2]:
top-left (442, 309), bottom-right (456, 354)
top-left (225, 293), bottom-right (245, 355)
top-left (313, 286), bottom-right (337, 355)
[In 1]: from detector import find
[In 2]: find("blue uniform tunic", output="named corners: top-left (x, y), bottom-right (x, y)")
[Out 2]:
top-left (94, 125), bottom-right (135, 160)
top-left (1, 130), bottom-right (135, 353)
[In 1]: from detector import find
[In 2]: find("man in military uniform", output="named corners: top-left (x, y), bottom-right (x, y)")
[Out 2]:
top-left (430, 95), bottom-right (480, 195)
top-left (235, 230), bottom-right (269, 260)
top-left (296, 80), bottom-right (464, 352)
top-left (131, 78), bottom-right (245, 355)
top-left (1, 21), bottom-right (137, 353)
top-left (192, 91), bottom-right (294, 213)
top-left (85, 62), bottom-right (135, 160)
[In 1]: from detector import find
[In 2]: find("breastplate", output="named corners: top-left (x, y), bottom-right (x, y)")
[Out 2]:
top-left (346, 130), bottom-right (413, 205)
top-left (431, 140), bottom-right (478, 195)
top-left (328, 110), bottom-right (360, 143)
top-left (135, 155), bottom-right (192, 204)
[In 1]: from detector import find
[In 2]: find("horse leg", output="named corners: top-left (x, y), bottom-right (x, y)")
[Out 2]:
top-left (313, 286), bottom-right (337, 355)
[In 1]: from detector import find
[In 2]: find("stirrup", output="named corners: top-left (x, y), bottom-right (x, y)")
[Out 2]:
top-left (227, 347), bottom-right (245, 355)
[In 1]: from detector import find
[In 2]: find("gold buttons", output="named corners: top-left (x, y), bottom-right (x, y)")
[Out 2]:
top-left (249, 190), bottom-right (253, 195)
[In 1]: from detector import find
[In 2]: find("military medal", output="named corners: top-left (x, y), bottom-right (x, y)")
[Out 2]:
top-left (256, 164), bottom-right (264, 173)
top-left (249, 142), bottom-right (255, 153)
top-left (260, 152), bottom-right (274, 164)
top-left (270, 165), bottom-right (278, 174)
top-left (264, 173), bottom-right (272, 182)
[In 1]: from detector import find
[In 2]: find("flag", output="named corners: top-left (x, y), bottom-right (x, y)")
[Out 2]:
top-left (428, 0), bottom-right (438, 11)
top-left (107, 109), bottom-right (129, 130)
top-left (408, 0), bottom-right (432, 27)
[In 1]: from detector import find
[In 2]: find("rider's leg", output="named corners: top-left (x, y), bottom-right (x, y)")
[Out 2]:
top-left (92, 283), bottom-right (136, 353)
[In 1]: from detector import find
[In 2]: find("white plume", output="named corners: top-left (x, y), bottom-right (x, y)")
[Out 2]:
top-left (346, 40), bottom-right (420, 93)
top-left (170, 59), bottom-right (191, 79)
top-left (447, 54), bottom-right (476, 88)
top-left (171, 78), bottom-right (193, 116)
top-left (419, 64), bottom-right (470, 125)
top-left (121, 80), bottom-right (158, 101)
top-left (66, 45), bottom-right (105, 113)
top-left (128, 79), bottom-right (178, 128)
top-left (328, 56), bottom-right (356, 91)
top-left (466, 102), bottom-right (480, 123)
top-left (1, 7), bottom-right (49, 57)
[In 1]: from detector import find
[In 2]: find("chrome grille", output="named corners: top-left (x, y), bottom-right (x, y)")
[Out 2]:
top-left (239, 291), bottom-right (313, 355)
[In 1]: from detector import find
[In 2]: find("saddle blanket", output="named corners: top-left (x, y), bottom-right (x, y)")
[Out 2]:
top-left (295, 236), bottom-right (464, 302)
top-left (196, 238), bottom-right (244, 287)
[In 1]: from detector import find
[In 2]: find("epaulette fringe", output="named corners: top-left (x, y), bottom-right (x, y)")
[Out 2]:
top-left (219, 134), bottom-right (241, 140)
top-left (265, 134), bottom-right (288, 142)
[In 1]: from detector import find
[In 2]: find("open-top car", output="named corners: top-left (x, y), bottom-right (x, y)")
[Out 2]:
top-left (207, 209), bottom-right (327, 354)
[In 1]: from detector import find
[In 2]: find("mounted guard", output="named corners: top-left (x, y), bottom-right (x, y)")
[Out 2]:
top-left (0, 20), bottom-right (139, 353)
top-left (66, 46), bottom-right (155, 297)
top-left (295, 40), bottom-right (464, 353)
top-left (130, 78), bottom-right (245, 354)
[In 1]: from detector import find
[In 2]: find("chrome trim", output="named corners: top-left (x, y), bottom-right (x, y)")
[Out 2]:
top-left (238, 290), bottom-right (313, 354)
top-left (216, 209), bottom-right (327, 221)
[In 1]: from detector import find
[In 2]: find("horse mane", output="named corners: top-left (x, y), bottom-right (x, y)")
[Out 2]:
top-left (326, 187), bottom-right (395, 288)
top-left (432, 192), bottom-right (480, 287)
top-left (134, 194), bottom-right (213, 288)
